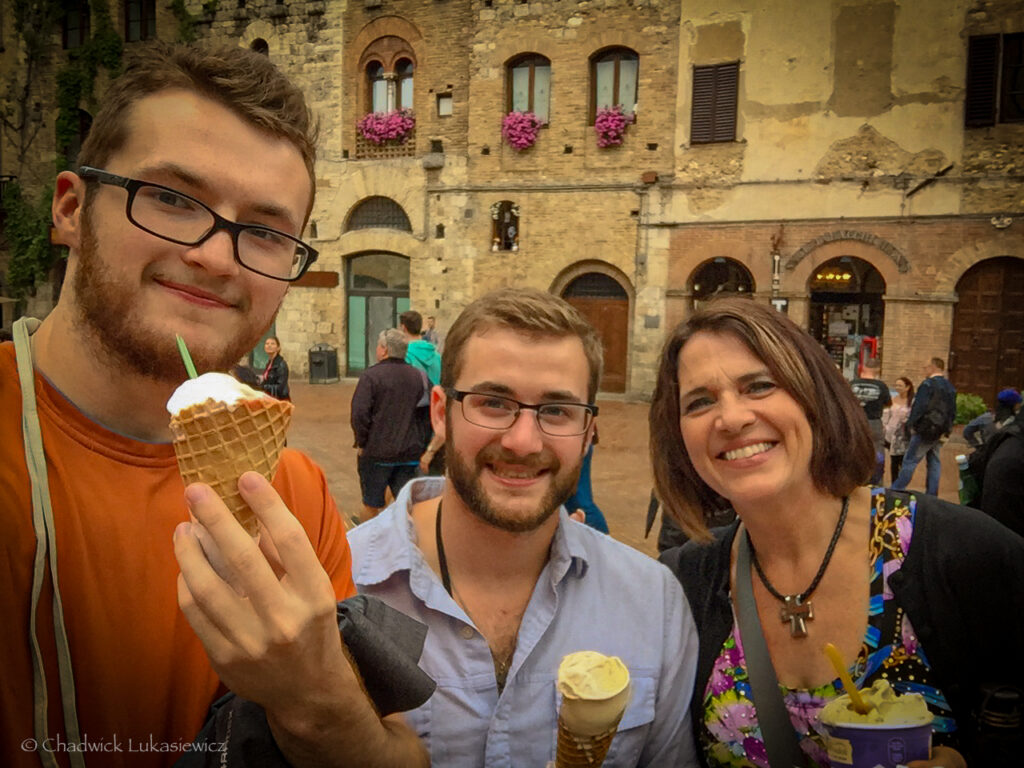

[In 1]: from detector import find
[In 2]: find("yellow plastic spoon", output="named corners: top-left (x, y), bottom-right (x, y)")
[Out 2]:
top-left (823, 643), bottom-right (871, 715)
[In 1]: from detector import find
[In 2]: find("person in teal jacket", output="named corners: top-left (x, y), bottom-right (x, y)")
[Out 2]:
top-left (400, 310), bottom-right (441, 386)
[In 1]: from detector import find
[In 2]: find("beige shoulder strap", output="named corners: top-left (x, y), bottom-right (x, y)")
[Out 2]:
top-left (13, 317), bottom-right (86, 768)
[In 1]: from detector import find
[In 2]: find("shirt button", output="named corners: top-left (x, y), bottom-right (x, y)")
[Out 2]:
top-left (460, 626), bottom-right (474, 639)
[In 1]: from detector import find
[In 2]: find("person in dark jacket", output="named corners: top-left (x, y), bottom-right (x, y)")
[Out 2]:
top-left (647, 297), bottom-right (1023, 768)
top-left (351, 328), bottom-right (430, 522)
top-left (258, 335), bottom-right (290, 400)
top-left (891, 357), bottom-right (956, 494)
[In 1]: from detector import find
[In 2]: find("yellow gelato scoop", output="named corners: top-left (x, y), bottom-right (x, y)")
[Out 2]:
top-left (557, 651), bottom-right (631, 736)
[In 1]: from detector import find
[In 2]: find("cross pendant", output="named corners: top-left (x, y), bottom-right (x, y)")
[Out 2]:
top-left (780, 596), bottom-right (813, 638)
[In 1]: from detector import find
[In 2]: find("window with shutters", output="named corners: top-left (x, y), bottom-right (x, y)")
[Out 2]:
top-left (966, 33), bottom-right (1024, 126)
top-left (507, 54), bottom-right (551, 123)
top-left (62, 1), bottom-right (91, 49)
top-left (690, 62), bottom-right (739, 144)
top-left (125, 0), bottom-right (156, 42)
top-left (590, 47), bottom-right (639, 123)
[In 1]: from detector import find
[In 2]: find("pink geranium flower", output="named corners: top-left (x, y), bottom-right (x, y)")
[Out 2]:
top-left (501, 111), bottom-right (544, 150)
top-left (357, 109), bottom-right (416, 145)
top-left (594, 105), bottom-right (634, 147)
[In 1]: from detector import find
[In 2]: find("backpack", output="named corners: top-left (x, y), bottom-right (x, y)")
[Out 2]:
top-left (963, 420), bottom-right (1024, 509)
top-left (915, 379), bottom-right (954, 442)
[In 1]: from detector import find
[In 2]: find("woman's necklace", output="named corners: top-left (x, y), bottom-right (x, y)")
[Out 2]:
top-left (435, 501), bottom-right (516, 690)
top-left (747, 495), bottom-right (850, 638)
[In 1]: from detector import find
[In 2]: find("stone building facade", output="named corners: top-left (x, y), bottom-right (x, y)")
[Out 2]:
top-left (2, 0), bottom-right (1021, 403)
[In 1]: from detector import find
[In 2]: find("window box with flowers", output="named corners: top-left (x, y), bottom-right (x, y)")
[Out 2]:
top-left (501, 111), bottom-right (544, 151)
top-left (594, 105), bottom-right (634, 148)
top-left (357, 109), bottom-right (416, 145)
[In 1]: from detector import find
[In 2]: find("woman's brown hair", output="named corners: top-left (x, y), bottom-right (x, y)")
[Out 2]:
top-left (649, 297), bottom-right (875, 542)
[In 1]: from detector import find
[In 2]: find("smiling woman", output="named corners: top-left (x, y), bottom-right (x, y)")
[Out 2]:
top-left (651, 297), bottom-right (1024, 768)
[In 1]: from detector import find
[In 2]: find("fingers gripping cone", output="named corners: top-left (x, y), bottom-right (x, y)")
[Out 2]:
top-left (555, 652), bottom-right (631, 768)
top-left (170, 396), bottom-right (293, 536)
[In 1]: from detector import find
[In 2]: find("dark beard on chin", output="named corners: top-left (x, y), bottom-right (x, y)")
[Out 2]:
top-left (445, 414), bottom-right (582, 533)
top-left (73, 212), bottom-right (262, 382)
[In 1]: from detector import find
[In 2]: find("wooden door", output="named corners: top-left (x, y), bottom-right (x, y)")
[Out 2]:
top-left (567, 296), bottom-right (629, 393)
top-left (950, 257), bottom-right (1024, 405)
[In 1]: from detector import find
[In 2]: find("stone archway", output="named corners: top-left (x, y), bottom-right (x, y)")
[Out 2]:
top-left (806, 256), bottom-right (886, 377)
top-left (552, 263), bottom-right (633, 394)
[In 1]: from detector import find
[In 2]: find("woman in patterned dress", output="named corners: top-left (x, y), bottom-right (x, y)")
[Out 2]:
top-left (650, 297), bottom-right (1024, 768)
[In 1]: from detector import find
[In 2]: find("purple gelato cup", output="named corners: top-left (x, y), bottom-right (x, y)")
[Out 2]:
top-left (823, 721), bottom-right (932, 768)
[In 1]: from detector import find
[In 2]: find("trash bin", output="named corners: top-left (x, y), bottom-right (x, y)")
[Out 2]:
top-left (308, 343), bottom-right (339, 384)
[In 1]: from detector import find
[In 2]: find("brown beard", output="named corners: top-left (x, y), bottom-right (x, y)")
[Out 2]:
top-left (73, 207), bottom-right (268, 382)
top-left (445, 410), bottom-right (583, 533)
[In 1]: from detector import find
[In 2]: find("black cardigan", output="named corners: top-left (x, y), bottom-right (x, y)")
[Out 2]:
top-left (660, 492), bottom-right (1024, 765)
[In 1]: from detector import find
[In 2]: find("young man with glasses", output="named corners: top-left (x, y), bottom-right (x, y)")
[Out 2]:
top-left (348, 288), bottom-right (700, 767)
top-left (1, 42), bottom-right (425, 767)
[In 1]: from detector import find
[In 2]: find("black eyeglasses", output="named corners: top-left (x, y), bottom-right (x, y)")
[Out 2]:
top-left (78, 166), bottom-right (318, 282)
top-left (447, 389), bottom-right (598, 437)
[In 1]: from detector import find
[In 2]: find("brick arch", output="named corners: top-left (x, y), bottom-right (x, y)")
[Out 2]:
top-left (583, 30), bottom-right (647, 56)
top-left (239, 21), bottom-right (278, 53)
top-left (492, 35), bottom-right (559, 68)
top-left (337, 169), bottom-right (424, 232)
top-left (936, 235), bottom-right (1024, 293)
top-left (687, 256), bottom-right (756, 294)
top-left (548, 260), bottom-right (635, 302)
top-left (786, 239), bottom-right (899, 293)
top-left (785, 231), bottom-right (909, 275)
top-left (351, 15), bottom-right (424, 52)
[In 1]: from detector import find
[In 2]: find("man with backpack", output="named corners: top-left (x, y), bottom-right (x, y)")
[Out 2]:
top-left (892, 357), bottom-right (957, 495)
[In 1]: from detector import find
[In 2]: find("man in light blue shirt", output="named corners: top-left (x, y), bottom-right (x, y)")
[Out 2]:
top-left (348, 288), bottom-right (699, 767)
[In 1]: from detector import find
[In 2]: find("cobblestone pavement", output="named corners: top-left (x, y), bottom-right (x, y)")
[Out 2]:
top-left (288, 379), bottom-right (966, 558)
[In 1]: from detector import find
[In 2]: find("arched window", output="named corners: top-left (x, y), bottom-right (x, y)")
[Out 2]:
top-left (346, 197), bottom-right (412, 232)
top-left (490, 201), bottom-right (520, 251)
top-left (590, 47), bottom-right (639, 122)
top-left (396, 58), bottom-right (414, 111)
top-left (367, 61), bottom-right (388, 113)
top-left (251, 39), bottom-right (270, 56)
top-left (507, 54), bottom-right (551, 122)
top-left (690, 257), bottom-right (755, 306)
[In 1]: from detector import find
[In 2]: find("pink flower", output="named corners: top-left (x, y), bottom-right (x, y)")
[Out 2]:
top-left (501, 111), bottom-right (544, 150)
top-left (594, 105), bottom-right (634, 147)
top-left (357, 110), bottom-right (416, 145)
top-left (709, 666), bottom-right (735, 696)
top-left (742, 737), bottom-right (771, 768)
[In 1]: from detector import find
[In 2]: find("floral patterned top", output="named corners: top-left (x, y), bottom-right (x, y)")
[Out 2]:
top-left (700, 489), bottom-right (957, 768)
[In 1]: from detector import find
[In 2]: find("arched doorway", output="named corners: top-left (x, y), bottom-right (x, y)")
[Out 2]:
top-left (807, 257), bottom-right (885, 378)
top-left (346, 252), bottom-right (410, 375)
top-left (950, 256), bottom-right (1024, 406)
top-left (689, 257), bottom-right (755, 310)
top-left (562, 273), bottom-right (629, 394)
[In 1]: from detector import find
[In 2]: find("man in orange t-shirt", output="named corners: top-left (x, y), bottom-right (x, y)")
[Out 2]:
top-left (2, 42), bottom-right (426, 768)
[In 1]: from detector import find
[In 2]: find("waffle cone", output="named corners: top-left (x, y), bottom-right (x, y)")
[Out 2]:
top-left (555, 714), bottom-right (621, 768)
top-left (170, 397), bottom-right (293, 536)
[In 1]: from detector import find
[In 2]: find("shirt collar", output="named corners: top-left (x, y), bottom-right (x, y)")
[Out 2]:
top-left (352, 477), bottom-right (590, 585)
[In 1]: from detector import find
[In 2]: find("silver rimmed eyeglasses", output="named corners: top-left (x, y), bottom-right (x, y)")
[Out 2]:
top-left (446, 389), bottom-right (598, 437)
top-left (77, 166), bottom-right (318, 282)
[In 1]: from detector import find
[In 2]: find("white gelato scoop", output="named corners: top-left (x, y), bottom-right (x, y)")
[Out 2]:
top-left (166, 372), bottom-right (265, 415)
